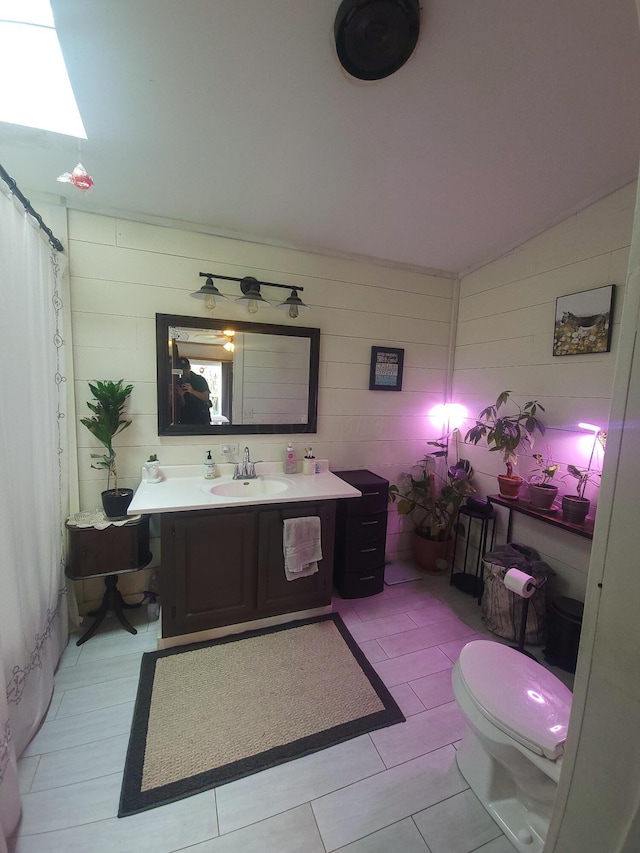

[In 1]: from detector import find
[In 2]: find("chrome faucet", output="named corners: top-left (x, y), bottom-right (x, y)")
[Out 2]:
top-left (234, 446), bottom-right (257, 479)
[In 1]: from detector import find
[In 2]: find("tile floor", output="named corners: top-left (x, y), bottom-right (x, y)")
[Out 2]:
top-left (9, 562), bottom-right (573, 853)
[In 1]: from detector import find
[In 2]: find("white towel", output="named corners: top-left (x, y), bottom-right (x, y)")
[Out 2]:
top-left (283, 516), bottom-right (322, 581)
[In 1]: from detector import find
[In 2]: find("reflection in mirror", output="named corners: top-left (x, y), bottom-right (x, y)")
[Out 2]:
top-left (156, 314), bottom-right (320, 435)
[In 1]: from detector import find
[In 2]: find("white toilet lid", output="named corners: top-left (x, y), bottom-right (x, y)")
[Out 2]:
top-left (458, 640), bottom-right (572, 760)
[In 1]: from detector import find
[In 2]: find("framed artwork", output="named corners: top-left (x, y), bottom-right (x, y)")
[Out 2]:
top-left (553, 285), bottom-right (615, 356)
top-left (369, 346), bottom-right (404, 391)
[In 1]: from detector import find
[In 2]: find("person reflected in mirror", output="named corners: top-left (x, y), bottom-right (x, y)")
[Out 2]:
top-left (176, 357), bottom-right (211, 425)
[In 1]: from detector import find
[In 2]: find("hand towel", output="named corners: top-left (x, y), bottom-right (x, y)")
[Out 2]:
top-left (283, 516), bottom-right (322, 581)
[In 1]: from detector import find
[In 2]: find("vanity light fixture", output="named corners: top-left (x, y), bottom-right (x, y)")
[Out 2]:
top-left (193, 273), bottom-right (310, 318)
top-left (189, 275), bottom-right (229, 311)
top-left (235, 277), bottom-right (270, 314)
top-left (275, 288), bottom-right (310, 320)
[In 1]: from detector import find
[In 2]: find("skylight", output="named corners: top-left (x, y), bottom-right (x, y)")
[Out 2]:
top-left (0, 0), bottom-right (87, 138)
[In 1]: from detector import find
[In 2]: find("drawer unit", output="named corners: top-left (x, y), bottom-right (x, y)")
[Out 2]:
top-left (333, 469), bottom-right (389, 598)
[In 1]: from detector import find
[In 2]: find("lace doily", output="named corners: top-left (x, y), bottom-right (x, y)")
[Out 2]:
top-left (67, 509), bottom-right (142, 530)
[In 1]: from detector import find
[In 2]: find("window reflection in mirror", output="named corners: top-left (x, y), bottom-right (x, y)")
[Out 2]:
top-left (156, 314), bottom-right (320, 436)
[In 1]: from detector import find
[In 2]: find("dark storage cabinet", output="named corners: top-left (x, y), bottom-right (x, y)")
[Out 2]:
top-left (160, 500), bottom-right (336, 638)
top-left (333, 469), bottom-right (389, 598)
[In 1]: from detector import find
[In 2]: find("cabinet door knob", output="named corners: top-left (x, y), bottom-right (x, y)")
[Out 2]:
top-left (361, 520), bottom-right (379, 526)
top-left (360, 575), bottom-right (376, 581)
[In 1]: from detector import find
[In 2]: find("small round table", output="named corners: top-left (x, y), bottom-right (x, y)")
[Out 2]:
top-left (65, 515), bottom-right (152, 646)
top-left (450, 502), bottom-right (496, 600)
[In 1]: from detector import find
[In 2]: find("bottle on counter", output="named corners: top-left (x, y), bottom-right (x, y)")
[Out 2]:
top-left (204, 450), bottom-right (216, 479)
top-left (284, 442), bottom-right (297, 474)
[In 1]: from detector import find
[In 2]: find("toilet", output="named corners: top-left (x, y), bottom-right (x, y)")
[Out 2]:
top-left (452, 640), bottom-right (572, 853)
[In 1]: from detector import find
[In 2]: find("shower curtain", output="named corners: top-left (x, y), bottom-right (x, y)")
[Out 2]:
top-left (0, 188), bottom-right (69, 849)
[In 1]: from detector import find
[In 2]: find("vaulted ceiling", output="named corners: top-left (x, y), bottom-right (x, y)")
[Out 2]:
top-left (1, 0), bottom-right (639, 273)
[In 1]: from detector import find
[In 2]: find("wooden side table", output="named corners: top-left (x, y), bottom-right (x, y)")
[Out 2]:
top-left (65, 515), bottom-right (152, 645)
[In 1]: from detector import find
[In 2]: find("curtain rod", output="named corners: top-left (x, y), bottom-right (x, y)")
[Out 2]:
top-left (0, 162), bottom-right (64, 252)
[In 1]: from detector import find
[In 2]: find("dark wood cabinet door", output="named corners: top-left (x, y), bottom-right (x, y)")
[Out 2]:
top-left (163, 510), bottom-right (257, 636)
top-left (256, 501), bottom-right (335, 617)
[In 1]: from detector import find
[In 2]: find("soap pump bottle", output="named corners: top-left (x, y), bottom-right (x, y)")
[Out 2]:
top-left (204, 450), bottom-right (215, 479)
top-left (284, 442), bottom-right (297, 474)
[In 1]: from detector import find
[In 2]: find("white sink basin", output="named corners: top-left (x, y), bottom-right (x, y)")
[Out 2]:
top-left (207, 476), bottom-right (293, 498)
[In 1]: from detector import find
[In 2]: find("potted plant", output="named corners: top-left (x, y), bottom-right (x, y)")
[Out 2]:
top-left (561, 464), bottom-right (600, 524)
top-left (80, 380), bottom-right (135, 518)
top-left (144, 453), bottom-right (162, 483)
top-left (464, 390), bottom-right (546, 499)
top-left (389, 440), bottom-right (475, 573)
top-left (527, 450), bottom-right (560, 511)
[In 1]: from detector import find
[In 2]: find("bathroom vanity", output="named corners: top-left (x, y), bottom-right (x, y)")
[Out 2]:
top-left (128, 464), bottom-right (361, 644)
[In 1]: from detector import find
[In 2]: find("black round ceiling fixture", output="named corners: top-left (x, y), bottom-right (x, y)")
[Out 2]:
top-left (334, 0), bottom-right (420, 81)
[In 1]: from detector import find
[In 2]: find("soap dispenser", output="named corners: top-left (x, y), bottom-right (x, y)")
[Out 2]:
top-left (204, 450), bottom-right (215, 479)
top-left (284, 442), bottom-right (297, 474)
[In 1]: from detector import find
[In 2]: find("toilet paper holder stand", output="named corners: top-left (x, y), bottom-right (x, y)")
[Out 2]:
top-left (505, 570), bottom-right (548, 659)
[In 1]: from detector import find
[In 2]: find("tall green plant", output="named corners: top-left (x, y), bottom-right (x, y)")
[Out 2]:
top-left (80, 380), bottom-right (134, 494)
top-left (464, 391), bottom-right (545, 477)
top-left (389, 440), bottom-right (474, 542)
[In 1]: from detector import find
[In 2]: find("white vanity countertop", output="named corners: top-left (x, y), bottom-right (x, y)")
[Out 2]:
top-left (128, 463), bottom-right (362, 514)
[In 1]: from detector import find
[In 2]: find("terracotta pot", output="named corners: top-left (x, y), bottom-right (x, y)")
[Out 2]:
top-left (412, 532), bottom-right (452, 574)
top-left (562, 495), bottom-right (590, 525)
top-left (528, 482), bottom-right (559, 510)
top-left (101, 488), bottom-right (134, 520)
top-left (497, 474), bottom-right (524, 499)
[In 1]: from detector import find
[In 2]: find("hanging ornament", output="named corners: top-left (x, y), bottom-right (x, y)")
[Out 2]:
top-left (57, 163), bottom-right (94, 191)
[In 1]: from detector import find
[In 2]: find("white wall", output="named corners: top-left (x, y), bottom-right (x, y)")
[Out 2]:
top-left (67, 211), bottom-right (456, 608)
top-left (452, 183), bottom-right (636, 601)
top-left (546, 183), bottom-right (640, 852)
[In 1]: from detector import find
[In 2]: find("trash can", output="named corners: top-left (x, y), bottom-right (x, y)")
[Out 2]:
top-left (543, 596), bottom-right (584, 673)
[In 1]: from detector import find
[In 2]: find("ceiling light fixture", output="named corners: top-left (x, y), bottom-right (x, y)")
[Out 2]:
top-left (192, 273), bottom-right (310, 318)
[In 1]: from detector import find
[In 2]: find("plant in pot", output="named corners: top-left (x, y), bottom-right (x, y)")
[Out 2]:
top-left (80, 380), bottom-right (135, 519)
top-left (389, 440), bottom-right (475, 574)
top-left (144, 453), bottom-right (162, 483)
top-left (464, 390), bottom-right (546, 499)
top-left (527, 450), bottom-right (560, 511)
top-left (561, 464), bottom-right (600, 524)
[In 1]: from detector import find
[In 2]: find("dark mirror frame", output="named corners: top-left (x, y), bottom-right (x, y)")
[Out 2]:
top-left (156, 313), bottom-right (320, 436)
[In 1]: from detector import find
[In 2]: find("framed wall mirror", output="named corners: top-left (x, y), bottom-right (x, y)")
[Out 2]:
top-left (156, 314), bottom-right (320, 435)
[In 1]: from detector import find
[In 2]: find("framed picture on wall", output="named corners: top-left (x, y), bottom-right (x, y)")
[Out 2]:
top-left (553, 284), bottom-right (615, 356)
top-left (369, 346), bottom-right (404, 391)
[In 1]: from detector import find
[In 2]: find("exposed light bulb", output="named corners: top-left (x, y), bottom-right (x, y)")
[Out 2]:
top-left (288, 303), bottom-right (299, 319)
top-left (248, 299), bottom-right (259, 314)
top-left (204, 293), bottom-right (216, 310)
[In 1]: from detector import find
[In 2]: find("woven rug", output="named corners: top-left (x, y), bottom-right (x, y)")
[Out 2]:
top-left (119, 613), bottom-right (404, 816)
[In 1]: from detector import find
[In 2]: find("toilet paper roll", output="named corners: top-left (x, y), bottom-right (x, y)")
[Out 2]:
top-left (504, 568), bottom-right (537, 598)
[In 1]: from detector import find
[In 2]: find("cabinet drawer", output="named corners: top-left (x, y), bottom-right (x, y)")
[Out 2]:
top-left (66, 517), bottom-right (150, 579)
top-left (334, 470), bottom-right (389, 516)
top-left (341, 539), bottom-right (386, 572)
top-left (345, 512), bottom-right (387, 545)
top-left (347, 487), bottom-right (388, 516)
top-left (336, 566), bottom-right (384, 599)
